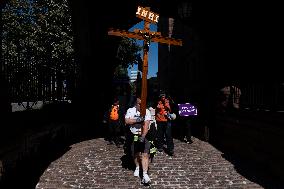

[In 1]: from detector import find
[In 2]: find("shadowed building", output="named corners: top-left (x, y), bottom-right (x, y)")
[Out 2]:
top-left (158, 2), bottom-right (202, 101)
top-left (157, 1), bottom-right (284, 110)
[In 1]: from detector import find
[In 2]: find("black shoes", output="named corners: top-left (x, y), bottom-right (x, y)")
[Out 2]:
top-left (184, 137), bottom-right (193, 144)
top-left (157, 148), bottom-right (163, 152)
top-left (168, 150), bottom-right (174, 156)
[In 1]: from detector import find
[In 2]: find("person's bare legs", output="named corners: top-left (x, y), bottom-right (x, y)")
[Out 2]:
top-left (134, 153), bottom-right (140, 167)
top-left (141, 153), bottom-right (149, 172)
top-left (141, 153), bottom-right (150, 183)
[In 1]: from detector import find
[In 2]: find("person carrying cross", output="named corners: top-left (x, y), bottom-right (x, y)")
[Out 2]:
top-left (125, 97), bottom-right (152, 184)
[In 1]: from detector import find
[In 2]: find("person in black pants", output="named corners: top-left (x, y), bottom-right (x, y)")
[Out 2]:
top-left (177, 99), bottom-right (198, 144)
top-left (155, 94), bottom-right (175, 156)
top-left (104, 97), bottom-right (122, 148)
top-left (179, 116), bottom-right (193, 144)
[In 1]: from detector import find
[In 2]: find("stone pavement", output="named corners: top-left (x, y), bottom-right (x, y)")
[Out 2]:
top-left (36, 137), bottom-right (263, 189)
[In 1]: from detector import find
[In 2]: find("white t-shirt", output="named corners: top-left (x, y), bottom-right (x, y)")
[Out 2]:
top-left (125, 107), bottom-right (151, 134)
top-left (148, 107), bottom-right (157, 129)
top-left (148, 107), bottom-right (155, 120)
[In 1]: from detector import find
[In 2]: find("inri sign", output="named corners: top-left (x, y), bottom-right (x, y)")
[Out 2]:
top-left (136, 6), bottom-right (159, 24)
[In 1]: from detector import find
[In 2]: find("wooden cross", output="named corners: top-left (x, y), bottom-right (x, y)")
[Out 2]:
top-left (108, 6), bottom-right (182, 117)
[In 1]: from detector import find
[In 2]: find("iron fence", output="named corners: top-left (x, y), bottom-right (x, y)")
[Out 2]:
top-left (240, 82), bottom-right (284, 111)
top-left (1, 53), bottom-right (78, 110)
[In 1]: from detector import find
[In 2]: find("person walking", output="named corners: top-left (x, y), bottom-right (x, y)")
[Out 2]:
top-left (155, 93), bottom-right (175, 156)
top-left (105, 97), bottom-right (122, 148)
top-left (125, 97), bottom-right (152, 184)
top-left (177, 99), bottom-right (198, 144)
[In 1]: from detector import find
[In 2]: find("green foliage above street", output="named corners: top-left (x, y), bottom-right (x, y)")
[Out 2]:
top-left (1, 0), bottom-right (76, 72)
top-left (116, 37), bottom-right (142, 69)
top-left (1, 0), bottom-right (77, 102)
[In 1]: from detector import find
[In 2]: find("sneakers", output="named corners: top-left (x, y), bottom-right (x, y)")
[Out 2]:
top-left (184, 137), bottom-right (193, 144)
top-left (134, 167), bottom-right (139, 177)
top-left (142, 173), bottom-right (151, 184)
top-left (186, 140), bottom-right (193, 144)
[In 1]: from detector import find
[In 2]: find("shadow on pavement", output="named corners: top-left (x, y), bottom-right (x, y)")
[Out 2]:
top-left (0, 141), bottom-right (72, 189)
top-left (0, 102), bottom-right (102, 189)
top-left (221, 153), bottom-right (283, 189)
top-left (120, 153), bottom-right (135, 171)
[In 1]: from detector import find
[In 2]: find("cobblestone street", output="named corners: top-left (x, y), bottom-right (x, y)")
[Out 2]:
top-left (35, 137), bottom-right (264, 189)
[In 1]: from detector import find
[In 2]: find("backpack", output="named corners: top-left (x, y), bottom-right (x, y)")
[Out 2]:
top-left (109, 105), bottom-right (119, 120)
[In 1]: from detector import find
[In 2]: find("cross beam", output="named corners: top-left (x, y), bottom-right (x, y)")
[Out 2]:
top-left (108, 6), bottom-right (182, 117)
top-left (108, 29), bottom-right (182, 46)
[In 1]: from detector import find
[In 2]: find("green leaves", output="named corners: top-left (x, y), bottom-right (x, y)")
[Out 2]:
top-left (116, 37), bottom-right (142, 69)
top-left (1, 0), bottom-right (75, 71)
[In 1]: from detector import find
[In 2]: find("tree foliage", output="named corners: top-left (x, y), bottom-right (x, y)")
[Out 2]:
top-left (1, 0), bottom-right (76, 102)
top-left (1, 0), bottom-right (75, 73)
top-left (33, 0), bottom-right (74, 69)
top-left (113, 37), bottom-right (142, 95)
top-left (116, 37), bottom-right (142, 69)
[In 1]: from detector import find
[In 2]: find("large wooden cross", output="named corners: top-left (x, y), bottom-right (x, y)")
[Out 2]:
top-left (108, 6), bottom-right (182, 116)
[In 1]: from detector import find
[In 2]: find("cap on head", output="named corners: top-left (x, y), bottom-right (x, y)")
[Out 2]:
top-left (159, 91), bottom-right (166, 98)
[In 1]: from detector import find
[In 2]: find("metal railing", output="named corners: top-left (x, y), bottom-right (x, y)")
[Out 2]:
top-left (232, 82), bottom-right (284, 112)
top-left (1, 54), bottom-right (79, 110)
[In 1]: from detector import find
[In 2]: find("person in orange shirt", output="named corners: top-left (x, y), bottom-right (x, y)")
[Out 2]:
top-left (106, 97), bottom-right (122, 148)
top-left (155, 93), bottom-right (174, 156)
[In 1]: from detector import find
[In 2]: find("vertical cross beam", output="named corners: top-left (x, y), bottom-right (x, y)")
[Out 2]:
top-left (108, 6), bottom-right (182, 117)
top-left (140, 20), bottom-right (150, 117)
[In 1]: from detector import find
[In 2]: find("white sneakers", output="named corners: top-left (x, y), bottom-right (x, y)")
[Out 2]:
top-left (134, 167), bottom-right (140, 177)
top-left (134, 167), bottom-right (151, 184)
top-left (142, 173), bottom-right (151, 184)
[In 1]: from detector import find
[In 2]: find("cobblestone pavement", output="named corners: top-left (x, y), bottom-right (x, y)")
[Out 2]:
top-left (36, 137), bottom-right (263, 189)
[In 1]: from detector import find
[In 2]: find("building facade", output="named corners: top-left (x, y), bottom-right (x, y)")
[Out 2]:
top-left (157, 1), bottom-right (203, 102)
top-left (130, 70), bottom-right (138, 83)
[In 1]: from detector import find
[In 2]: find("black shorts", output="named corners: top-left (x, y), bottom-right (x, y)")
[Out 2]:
top-left (131, 135), bottom-right (150, 157)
